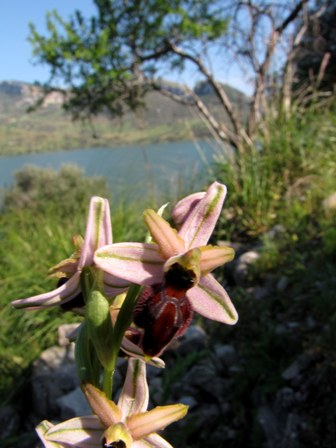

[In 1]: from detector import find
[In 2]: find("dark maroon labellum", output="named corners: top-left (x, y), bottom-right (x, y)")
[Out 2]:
top-left (133, 262), bottom-right (196, 357)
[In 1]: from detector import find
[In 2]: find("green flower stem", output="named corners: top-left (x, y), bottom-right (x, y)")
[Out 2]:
top-left (113, 283), bottom-right (142, 354)
top-left (104, 284), bottom-right (142, 398)
top-left (103, 367), bottom-right (114, 399)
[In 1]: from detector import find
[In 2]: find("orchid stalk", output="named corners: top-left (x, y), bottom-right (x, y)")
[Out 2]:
top-left (10, 183), bottom-right (237, 448)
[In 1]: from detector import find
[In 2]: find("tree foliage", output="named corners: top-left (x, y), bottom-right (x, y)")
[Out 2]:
top-left (30, 0), bottom-right (315, 152)
top-left (30, 0), bottom-right (227, 118)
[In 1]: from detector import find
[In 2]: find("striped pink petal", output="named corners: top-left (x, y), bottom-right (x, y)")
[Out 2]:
top-left (11, 272), bottom-right (81, 310)
top-left (118, 359), bottom-right (149, 419)
top-left (178, 182), bottom-right (227, 249)
top-left (79, 197), bottom-right (112, 269)
top-left (187, 274), bottom-right (238, 325)
top-left (94, 243), bottom-right (165, 285)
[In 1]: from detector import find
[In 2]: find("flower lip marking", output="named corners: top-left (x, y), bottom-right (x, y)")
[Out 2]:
top-left (133, 262), bottom-right (196, 357)
top-left (164, 262), bottom-right (197, 290)
top-left (102, 438), bottom-right (126, 448)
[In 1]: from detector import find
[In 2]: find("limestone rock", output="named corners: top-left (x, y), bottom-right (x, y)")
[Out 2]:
top-left (233, 250), bottom-right (260, 285)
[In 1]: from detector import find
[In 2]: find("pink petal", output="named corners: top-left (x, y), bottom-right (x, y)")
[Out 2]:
top-left (172, 191), bottom-right (206, 228)
top-left (187, 274), bottom-right (238, 324)
top-left (94, 243), bottom-right (165, 285)
top-left (178, 182), bottom-right (227, 249)
top-left (143, 210), bottom-right (185, 259)
top-left (79, 197), bottom-right (112, 269)
top-left (103, 272), bottom-right (130, 296)
top-left (45, 416), bottom-right (103, 447)
top-left (36, 421), bottom-right (65, 448)
top-left (143, 433), bottom-right (175, 448)
top-left (118, 359), bottom-right (149, 418)
top-left (127, 404), bottom-right (188, 440)
top-left (11, 272), bottom-right (81, 310)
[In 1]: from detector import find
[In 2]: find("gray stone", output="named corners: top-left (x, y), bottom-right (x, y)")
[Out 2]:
top-left (211, 425), bottom-right (237, 443)
top-left (233, 250), bottom-right (260, 285)
top-left (146, 363), bottom-right (164, 380)
top-left (251, 285), bottom-right (271, 300)
top-left (282, 352), bottom-right (318, 382)
top-left (178, 395), bottom-right (198, 410)
top-left (287, 322), bottom-right (299, 329)
top-left (149, 377), bottom-right (163, 404)
top-left (257, 405), bottom-right (281, 448)
top-left (275, 324), bottom-right (288, 335)
top-left (58, 323), bottom-right (80, 346)
top-left (282, 360), bottom-right (301, 381)
top-left (275, 387), bottom-right (295, 417)
top-left (57, 386), bottom-right (91, 420)
top-left (264, 224), bottom-right (286, 240)
top-left (176, 325), bottom-right (208, 356)
top-left (181, 363), bottom-right (228, 399)
top-left (195, 403), bottom-right (221, 426)
top-left (214, 344), bottom-right (237, 368)
top-left (276, 276), bottom-right (289, 292)
top-left (36, 345), bottom-right (75, 372)
top-left (280, 413), bottom-right (303, 448)
top-left (306, 317), bottom-right (316, 329)
top-left (31, 346), bottom-right (79, 418)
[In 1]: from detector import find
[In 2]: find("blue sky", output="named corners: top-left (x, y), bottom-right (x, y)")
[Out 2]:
top-left (0, 1), bottom-right (251, 94)
top-left (0, 1), bottom-right (95, 84)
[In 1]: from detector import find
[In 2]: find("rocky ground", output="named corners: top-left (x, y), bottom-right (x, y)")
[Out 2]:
top-left (1, 233), bottom-right (335, 448)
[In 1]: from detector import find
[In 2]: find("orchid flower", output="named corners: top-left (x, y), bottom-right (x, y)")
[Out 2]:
top-left (12, 196), bottom-right (127, 310)
top-left (36, 358), bottom-right (187, 448)
top-left (94, 182), bottom-right (238, 351)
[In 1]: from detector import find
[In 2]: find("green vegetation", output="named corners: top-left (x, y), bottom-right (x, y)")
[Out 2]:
top-left (197, 100), bottom-right (336, 446)
top-left (215, 100), bottom-right (336, 244)
top-left (0, 166), bottom-right (147, 408)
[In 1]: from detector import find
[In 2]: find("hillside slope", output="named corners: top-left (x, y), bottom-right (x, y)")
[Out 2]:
top-left (0, 80), bottom-right (248, 155)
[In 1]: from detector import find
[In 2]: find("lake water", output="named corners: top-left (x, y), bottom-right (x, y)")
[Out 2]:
top-left (0, 140), bottom-right (220, 204)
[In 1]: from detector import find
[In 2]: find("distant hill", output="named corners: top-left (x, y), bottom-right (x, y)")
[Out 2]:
top-left (0, 80), bottom-right (249, 155)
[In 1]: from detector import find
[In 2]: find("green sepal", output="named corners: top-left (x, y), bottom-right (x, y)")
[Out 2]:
top-left (81, 267), bottom-right (115, 370)
top-left (75, 321), bottom-right (101, 386)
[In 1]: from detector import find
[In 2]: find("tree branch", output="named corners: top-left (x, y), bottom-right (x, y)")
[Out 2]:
top-left (248, 0), bottom-right (308, 136)
top-left (145, 78), bottom-right (240, 148)
top-left (167, 41), bottom-right (252, 148)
